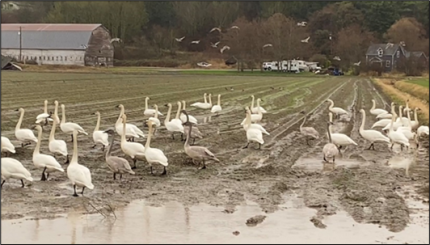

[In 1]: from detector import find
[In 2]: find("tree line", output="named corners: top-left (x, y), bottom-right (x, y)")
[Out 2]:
top-left (2, 1), bottom-right (429, 70)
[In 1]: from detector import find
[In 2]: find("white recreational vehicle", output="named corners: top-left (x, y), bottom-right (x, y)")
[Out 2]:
top-left (262, 60), bottom-right (299, 72)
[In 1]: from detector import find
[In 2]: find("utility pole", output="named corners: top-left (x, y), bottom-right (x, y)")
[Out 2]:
top-left (19, 26), bottom-right (22, 62)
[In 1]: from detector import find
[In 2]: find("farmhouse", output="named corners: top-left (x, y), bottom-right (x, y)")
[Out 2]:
top-left (365, 43), bottom-right (428, 72)
top-left (1, 23), bottom-right (114, 67)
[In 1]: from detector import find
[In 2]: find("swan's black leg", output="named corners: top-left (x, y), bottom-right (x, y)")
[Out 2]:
top-left (132, 158), bottom-right (137, 169)
top-left (306, 137), bottom-right (310, 146)
top-left (199, 161), bottom-right (207, 170)
top-left (120, 174), bottom-right (123, 180)
top-left (41, 167), bottom-right (47, 181)
top-left (64, 155), bottom-right (69, 164)
top-left (70, 134), bottom-right (74, 142)
top-left (333, 156), bottom-right (336, 163)
top-left (102, 145), bottom-right (105, 151)
top-left (1, 180), bottom-right (5, 188)
top-left (367, 143), bottom-right (372, 150)
top-left (91, 144), bottom-right (97, 149)
top-left (21, 179), bottom-right (25, 188)
top-left (150, 166), bottom-right (154, 175)
top-left (372, 144), bottom-right (376, 150)
top-left (257, 143), bottom-right (261, 150)
top-left (81, 186), bottom-right (86, 195)
top-left (242, 142), bottom-right (249, 149)
top-left (390, 143), bottom-right (394, 150)
top-left (113, 173), bottom-right (116, 180)
top-left (181, 133), bottom-right (184, 141)
top-left (45, 118), bottom-right (49, 125)
top-left (193, 138), bottom-right (196, 145)
top-left (73, 185), bottom-right (79, 197)
top-left (47, 172), bottom-right (50, 179)
top-left (21, 143), bottom-right (24, 148)
top-left (400, 144), bottom-right (404, 151)
top-left (172, 133), bottom-right (175, 140)
top-left (323, 155), bottom-right (327, 162)
top-left (161, 166), bottom-right (167, 175)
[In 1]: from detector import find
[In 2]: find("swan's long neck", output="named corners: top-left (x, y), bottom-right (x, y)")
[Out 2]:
top-left (154, 106), bottom-right (159, 119)
top-left (34, 127), bottom-right (42, 155)
top-left (115, 107), bottom-right (125, 127)
top-left (61, 106), bottom-right (66, 123)
top-left (145, 123), bottom-right (152, 150)
top-left (175, 102), bottom-right (181, 119)
top-left (43, 100), bottom-right (48, 114)
top-left (300, 115), bottom-right (306, 129)
top-left (16, 110), bottom-right (24, 131)
top-left (360, 111), bottom-right (366, 132)
top-left (70, 131), bottom-right (78, 164)
top-left (414, 108), bottom-right (418, 123)
top-left (95, 113), bottom-right (101, 131)
top-left (244, 110), bottom-right (252, 129)
top-left (182, 101), bottom-right (186, 110)
top-left (389, 111), bottom-right (396, 132)
top-left (328, 113), bottom-right (333, 134)
top-left (121, 117), bottom-right (127, 143)
top-left (371, 100), bottom-right (376, 110)
top-left (217, 95), bottom-right (221, 106)
top-left (208, 94), bottom-right (212, 105)
top-left (251, 96), bottom-right (255, 109)
top-left (399, 106), bottom-right (403, 118)
top-left (203, 94), bottom-right (207, 104)
top-left (328, 100), bottom-right (334, 110)
top-left (145, 98), bottom-right (149, 110)
top-left (256, 100), bottom-right (262, 115)
top-left (406, 109), bottom-right (412, 127)
top-left (49, 116), bottom-right (57, 142)
top-left (184, 114), bottom-right (192, 148)
top-left (165, 105), bottom-right (172, 124)
top-left (106, 135), bottom-right (115, 159)
top-left (327, 124), bottom-right (332, 143)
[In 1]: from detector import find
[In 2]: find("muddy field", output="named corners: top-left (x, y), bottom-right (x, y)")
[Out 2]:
top-left (1, 71), bottom-right (429, 234)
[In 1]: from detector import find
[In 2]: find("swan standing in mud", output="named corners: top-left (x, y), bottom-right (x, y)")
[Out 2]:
top-left (148, 104), bottom-right (161, 135)
top-left (322, 121), bottom-right (339, 163)
top-left (358, 109), bottom-right (390, 150)
top-left (35, 100), bottom-right (53, 126)
top-left (242, 107), bottom-right (265, 149)
top-left (182, 110), bottom-right (219, 169)
top-left (241, 99), bottom-right (263, 125)
top-left (120, 114), bottom-right (146, 169)
top-left (1, 136), bottom-right (16, 156)
top-left (387, 112), bottom-right (410, 151)
top-left (164, 103), bottom-right (184, 140)
top-left (299, 111), bottom-right (319, 146)
top-left (103, 129), bottom-right (135, 180)
top-left (370, 99), bottom-right (388, 116)
top-left (49, 102), bottom-right (69, 164)
top-left (409, 108), bottom-right (420, 131)
top-left (250, 95), bottom-right (267, 114)
top-left (211, 94), bottom-right (223, 114)
top-left (144, 97), bottom-right (163, 117)
top-left (91, 111), bottom-right (109, 150)
top-left (115, 104), bottom-right (145, 141)
top-left (326, 99), bottom-right (347, 119)
top-left (180, 101), bottom-right (198, 124)
top-left (15, 108), bottom-right (38, 147)
top-left (1, 157), bottom-right (33, 188)
top-left (67, 129), bottom-right (94, 197)
top-left (327, 112), bottom-right (357, 152)
top-left (60, 104), bottom-right (88, 142)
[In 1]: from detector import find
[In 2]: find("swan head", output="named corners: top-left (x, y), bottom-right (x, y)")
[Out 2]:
top-left (154, 104), bottom-right (158, 110)
top-left (35, 125), bottom-right (43, 131)
top-left (257, 98), bottom-right (263, 102)
top-left (145, 120), bottom-right (155, 127)
top-left (115, 104), bottom-right (124, 109)
top-left (251, 95), bottom-right (255, 98)
top-left (416, 107), bottom-right (421, 111)
top-left (92, 111), bottom-right (100, 115)
top-left (359, 109), bottom-right (365, 113)
top-left (103, 128), bottom-right (115, 135)
top-left (44, 100), bottom-right (48, 105)
top-left (165, 103), bottom-right (172, 108)
top-left (181, 109), bottom-right (188, 115)
top-left (15, 108), bottom-right (24, 112)
top-left (145, 97), bottom-right (150, 101)
top-left (61, 104), bottom-right (65, 109)
top-left (54, 100), bottom-right (59, 106)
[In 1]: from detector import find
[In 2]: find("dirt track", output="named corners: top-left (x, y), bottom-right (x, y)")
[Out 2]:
top-left (1, 72), bottom-right (429, 233)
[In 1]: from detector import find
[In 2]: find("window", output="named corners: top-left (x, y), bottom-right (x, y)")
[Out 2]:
top-left (396, 51), bottom-right (400, 58)
top-left (39, 56), bottom-right (42, 60)
top-left (377, 48), bottom-right (383, 57)
top-left (65, 56), bottom-right (67, 61)
top-left (386, 60), bottom-right (391, 67)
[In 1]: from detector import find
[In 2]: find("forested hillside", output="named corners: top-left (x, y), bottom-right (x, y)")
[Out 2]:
top-left (2, 1), bottom-right (429, 69)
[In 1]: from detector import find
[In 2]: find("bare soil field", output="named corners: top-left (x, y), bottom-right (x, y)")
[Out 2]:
top-left (1, 71), bottom-right (428, 234)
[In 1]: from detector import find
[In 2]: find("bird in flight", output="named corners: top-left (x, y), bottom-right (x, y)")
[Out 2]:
top-left (301, 37), bottom-right (310, 43)
top-left (211, 41), bottom-right (221, 48)
top-left (175, 36), bottom-right (185, 42)
top-left (220, 46), bottom-right (230, 53)
top-left (191, 40), bottom-right (201, 44)
top-left (262, 44), bottom-right (273, 48)
top-left (210, 27), bottom-right (222, 33)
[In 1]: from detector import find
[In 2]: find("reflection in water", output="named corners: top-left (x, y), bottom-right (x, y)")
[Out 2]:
top-left (292, 157), bottom-right (362, 172)
top-left (203, 116), bottom-right (212, 123)
top-left (2, 198), bottom-right (428, 244)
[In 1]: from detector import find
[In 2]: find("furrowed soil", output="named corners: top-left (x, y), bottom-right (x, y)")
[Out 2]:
top-left (1, 71), bottom-right (429, 235)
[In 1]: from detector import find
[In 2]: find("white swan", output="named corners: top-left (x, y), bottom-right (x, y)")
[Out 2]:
top-left (250, 95), bottom-right (267, 114)
top-left (376, 112), bottom-right (394, 120)
top-left (242, 107), bottom-right (264, 149)
top-left (180, 101), bottom-right (198, 125)
top-left (92, 111), bottom-right (109, 150)
top-left (33, 125), bottom-right (64, 181)
top-left (49, 101), bottom-right (69, 164)
top-left (299, 111), bottom-right (319, 146)
top-left (359, 109), bottom-right (390, 150)
top-left (326, 99), bottom-right (348, 119)
top-left (120, 114), bottom-right (146, 169)
top-left (417, 125), bottom-right (429, 137)
top-left (144, 97), bottom-right (163, 117)
top-left (328, 112), bottom-right (357, 151)
top-left (164, 103), bottom-right (184, 140)
top-left (409, 108), bottom-right (420, 130)
top-left (148, 104), bottom-right (161, 135)
top-left (115, 104), bottom-right (145, 141)
top-left (382, 105), bottom-right (408, 132)
top-left (241, 99), bottom-right (263, 125)
top-left (387, 112), bottom-right (410, 151)
top-left (323, 121), bottom-right (339, 163)
top-left (15, 108), bottom-right (38, 147)
top-left (60, 104), bottom-right (88, 142)
top-left (171, 101), bottom-right (184, 126)
top-left (370, 99), bottom-right (388, 116)
top-left (396, 108), bottom-right (416, 141)
top-left (1, 157), bottom-right (33, 188)
top-left (211, 94), bottom-right (222, 114)
top-left (35, 100), bottom-right (53, 125)
top-left (191, 93), bottom-right (211, 109)
top-left (241, 118), bottom-right (270, 136)
top-left (67, 129), bottom-right (94, 197)
top-left (136, 120), bottom-right (168, 175)
top-left (403, 100), bottom-right (410, 115)
top-left (1, 136), bottom-right (16, 156)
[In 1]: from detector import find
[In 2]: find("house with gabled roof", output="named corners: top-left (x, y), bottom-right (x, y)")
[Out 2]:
top-left (1, 23), bottom-right (114, 67)
top-left (365, 43), bottom-right (428, 72)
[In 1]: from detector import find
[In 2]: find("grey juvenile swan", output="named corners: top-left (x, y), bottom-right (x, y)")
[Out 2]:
top-left (299, 111), bottom-right (320, 146)
top-left (103, 129), bottom-right (135, 180)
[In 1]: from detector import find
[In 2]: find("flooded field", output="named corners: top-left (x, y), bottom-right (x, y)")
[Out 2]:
top-left (1, 71), bottom-right (429, 243)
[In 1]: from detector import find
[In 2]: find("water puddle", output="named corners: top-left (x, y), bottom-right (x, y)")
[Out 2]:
top-left (292, 157), bottom-right (366, 172)
top-left (2, 195), bottom-right (428, 244)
